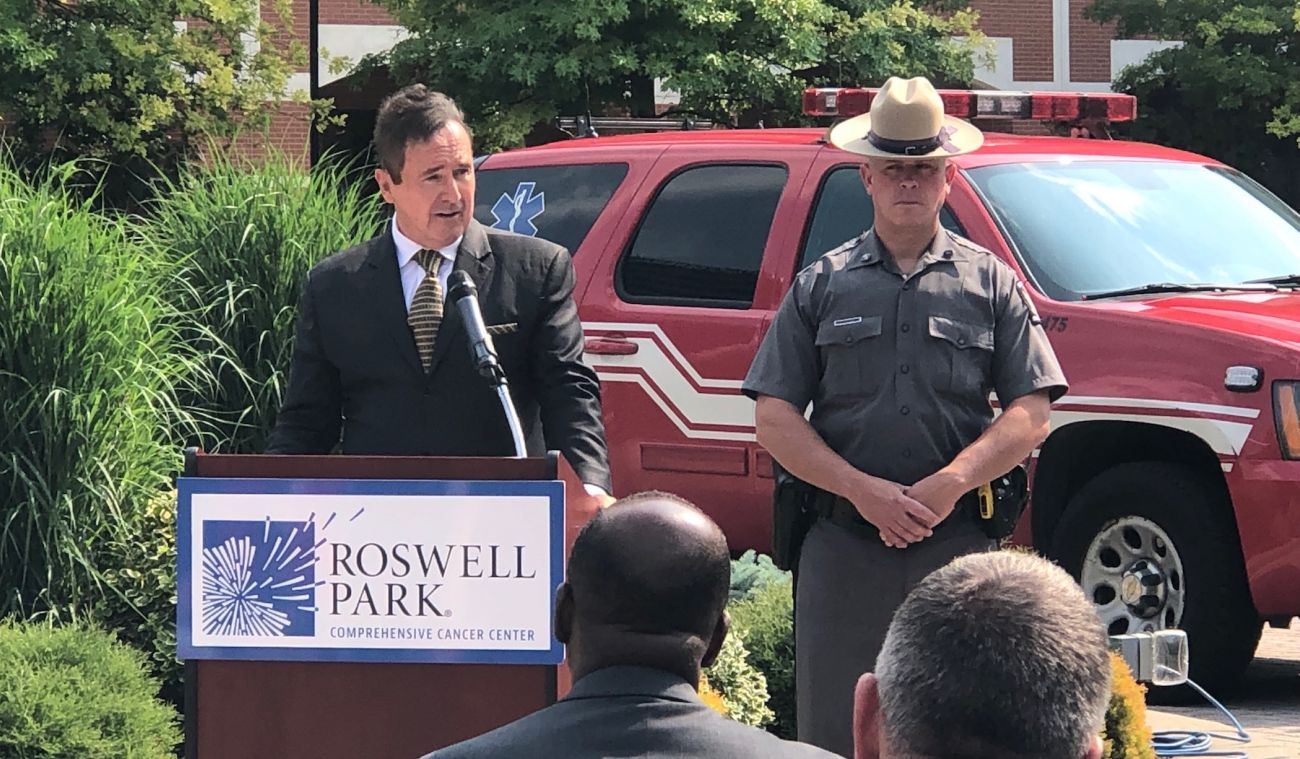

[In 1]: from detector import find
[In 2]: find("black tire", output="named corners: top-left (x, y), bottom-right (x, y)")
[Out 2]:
top-left (1048, 462), bottom-right (1262, 698)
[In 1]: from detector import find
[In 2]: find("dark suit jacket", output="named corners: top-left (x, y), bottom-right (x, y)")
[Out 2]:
top-left (266, 220), bottom-right (611, 491)
top-left (420, 666), bottom-right (840, 759)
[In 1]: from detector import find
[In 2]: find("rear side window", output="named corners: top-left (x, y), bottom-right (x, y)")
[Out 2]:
top-left (473, 163), bottom-right (628, 253)
top-left (800, 165), bottom-right (964, 271)
top-left (619, 164), bottom-right (787, 308)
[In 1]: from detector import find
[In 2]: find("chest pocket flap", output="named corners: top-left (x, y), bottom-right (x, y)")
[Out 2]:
top-left (814, 315), bottom-right (885, 397)
top-left (815, 315), bottom-right (883, 347)
top-left (928, 315), bottom-right (993, 397)
top-left (928, 315), bottom-right (993, 351)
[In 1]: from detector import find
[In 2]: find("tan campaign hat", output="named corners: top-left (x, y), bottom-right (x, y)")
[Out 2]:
top-left (828, 76), bottom-right (984, 159)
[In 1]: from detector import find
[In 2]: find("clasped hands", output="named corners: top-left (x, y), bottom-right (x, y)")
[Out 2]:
top-left (848, 470), bottom-right (966, 549)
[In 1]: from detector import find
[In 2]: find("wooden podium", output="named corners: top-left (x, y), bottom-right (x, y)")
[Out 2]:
top-left (180, 450), bottom-right (597, 759)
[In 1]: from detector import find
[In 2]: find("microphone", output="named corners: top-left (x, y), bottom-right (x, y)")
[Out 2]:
top-left (448, 271), bottom-right (505, 385)
top-left (447, 270), bottom-right (526, 458)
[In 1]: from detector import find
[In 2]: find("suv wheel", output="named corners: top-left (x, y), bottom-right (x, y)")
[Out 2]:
top-left (1048, 462), bottom-right (1261, 696)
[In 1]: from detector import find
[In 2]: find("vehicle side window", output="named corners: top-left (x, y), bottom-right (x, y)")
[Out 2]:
top-left (799, 165), bottom-right (964, 271)
top-left (472, 163), bottom-right (629, 254)
top-left (618, 164), bottom-right (787, 308)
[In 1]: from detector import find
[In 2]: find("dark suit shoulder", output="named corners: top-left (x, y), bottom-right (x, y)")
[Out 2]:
top-left (480, 227), bottom-right (576, 292)
top-left (482, 227), bottom-right (568, 266)
top-left (416, 704), bottom-right (560, 759)
top-left (702, 712), bottom-right (840, 757)
top-left (307, 235), bottom-right (387, 281)
top-left (420, 694), bottom-right (840, 759)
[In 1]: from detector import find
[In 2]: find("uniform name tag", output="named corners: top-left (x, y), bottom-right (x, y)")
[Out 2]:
top-left (833, 316), bottom-right (864, 327)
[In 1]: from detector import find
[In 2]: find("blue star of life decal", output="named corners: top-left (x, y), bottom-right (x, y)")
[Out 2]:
top-left (490, 181), bottom-right (546, 236)
top-left (202, 515), bottom-right (325, 637)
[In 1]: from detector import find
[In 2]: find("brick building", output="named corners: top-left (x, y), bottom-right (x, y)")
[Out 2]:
top-left (260, 0), bottom-right (1179, 161)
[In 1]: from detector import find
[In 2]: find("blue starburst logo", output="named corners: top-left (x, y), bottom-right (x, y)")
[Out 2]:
top-left (490, 182), bottom-right (545, 236)
top-left (201, 514), bottom-right (327, 637)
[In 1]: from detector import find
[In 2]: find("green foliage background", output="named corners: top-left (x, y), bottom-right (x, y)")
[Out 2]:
top-left (1090, 0), bottom-right (1300, 207)
top-left (364, 0), bottom-right (984, 150)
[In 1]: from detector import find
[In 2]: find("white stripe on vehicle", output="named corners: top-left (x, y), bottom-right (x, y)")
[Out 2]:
top-left (598, 372), bottom-right (757, 442)
top-left (586, 322), bottom-right (743, 389)
top-left (583, 322), bottom-right (1257, 458)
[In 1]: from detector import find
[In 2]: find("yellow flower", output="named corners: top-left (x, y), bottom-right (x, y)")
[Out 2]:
top-left (698, 675), bottom-right (729, 716)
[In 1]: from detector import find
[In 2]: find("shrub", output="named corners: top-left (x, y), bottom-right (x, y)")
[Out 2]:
top-left (145, 148), bottom-right (382, 453)
top-left (0, 157), bottom-right (200, 620)
top-left (1102, 652), bottom-right (1156, 759)
top-left (94, 489), bottom-right (181, 708)
top-left (730, 549), bottom-right (790, 601)
top-left (0, 621), bottom-right (181, 758)
top-left (703, 628), bottom-right (775, 728)
top-left (729, 578), bottom-right (796, 739)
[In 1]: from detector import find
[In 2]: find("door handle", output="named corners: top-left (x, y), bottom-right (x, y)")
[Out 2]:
top-left (585, 336), bottom-right (639, 355)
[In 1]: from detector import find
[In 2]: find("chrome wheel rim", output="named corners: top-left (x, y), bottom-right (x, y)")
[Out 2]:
top-left (1080, 516), bottom-right (1185, 636)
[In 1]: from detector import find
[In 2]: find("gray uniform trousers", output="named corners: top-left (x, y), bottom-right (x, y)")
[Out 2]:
top-left (795, 514), bottom-right (995, 758)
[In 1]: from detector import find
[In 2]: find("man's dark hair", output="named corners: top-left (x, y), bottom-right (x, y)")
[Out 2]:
top-left (373, 85), bottom-right (468, 183)
top-left (566, 491), bottom-right (730, 640)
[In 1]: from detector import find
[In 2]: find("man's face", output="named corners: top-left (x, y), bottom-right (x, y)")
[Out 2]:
top-left (861, 158), bottom-right (954, 229)
top-left (375, 121), bottom-right (476, 250)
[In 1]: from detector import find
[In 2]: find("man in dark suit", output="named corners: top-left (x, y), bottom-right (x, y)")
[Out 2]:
top-left (267, 85), bottom-right (612, 500)
top-left (421, 491), bottom-right (838, 759)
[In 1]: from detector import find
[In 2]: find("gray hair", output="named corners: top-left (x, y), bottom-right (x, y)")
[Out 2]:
top-left (874, 550), bottom-right (1111, 759)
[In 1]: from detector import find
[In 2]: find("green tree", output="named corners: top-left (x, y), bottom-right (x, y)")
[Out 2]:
top-left (1088, 0), bottom-right (1300, 207)
top-left (0, 0), bottom-right (317, 205)
top-left (365, 0), bottom-right (983, 150)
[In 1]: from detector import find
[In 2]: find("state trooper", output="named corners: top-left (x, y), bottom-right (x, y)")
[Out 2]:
top-left (742, 76), bottom-right (1069, 758)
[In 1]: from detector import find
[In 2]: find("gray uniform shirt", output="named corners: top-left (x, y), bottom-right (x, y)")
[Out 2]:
top-left (742, 228), bottom-right (1068, 486)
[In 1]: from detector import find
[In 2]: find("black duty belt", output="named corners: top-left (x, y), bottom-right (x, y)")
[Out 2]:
top-left (822, 492), bottom-right (978, 537)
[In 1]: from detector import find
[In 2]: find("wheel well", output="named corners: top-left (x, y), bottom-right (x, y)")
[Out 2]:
top-left (1031, 422), bottom-right (1231, 548)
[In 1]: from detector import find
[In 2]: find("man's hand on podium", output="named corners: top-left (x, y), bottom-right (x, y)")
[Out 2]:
top-left (581, 484), bottom-right (617, 510)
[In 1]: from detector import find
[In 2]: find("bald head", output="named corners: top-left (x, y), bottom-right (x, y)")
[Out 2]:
top-left (569, 491), bottom-right (730, 636)
top-left (558, 491), bottom-right (732, 683)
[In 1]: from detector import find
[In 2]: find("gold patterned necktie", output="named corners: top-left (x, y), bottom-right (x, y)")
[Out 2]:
top-left (408, 249), bottom-right (444, 371)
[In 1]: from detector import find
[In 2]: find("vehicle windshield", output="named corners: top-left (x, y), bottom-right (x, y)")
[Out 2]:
top-left (965, 160), bottom-right (1300, 301)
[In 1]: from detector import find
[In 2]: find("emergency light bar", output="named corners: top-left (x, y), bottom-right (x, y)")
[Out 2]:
top-left (555, 115), bottom-right (715, 136)
top-left (802, 87), bottom-right (1136, 123)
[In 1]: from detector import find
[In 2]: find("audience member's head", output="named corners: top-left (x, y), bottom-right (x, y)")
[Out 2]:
top-left (854, 550), bottom-right (1112, 759)
top-left (555, 491), bottom-right (731, 686)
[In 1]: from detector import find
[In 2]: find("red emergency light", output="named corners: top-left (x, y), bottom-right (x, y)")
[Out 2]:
top-left (802, 87), bottom-right (1136, 124)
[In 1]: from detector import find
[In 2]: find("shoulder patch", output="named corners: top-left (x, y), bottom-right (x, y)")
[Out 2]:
top-left (1014, 279), bottom-right (1042, 326)
top-left (946, 231), bottom-right (993, 257)
top-left (827, 232), bottom-right (868, 257)
top-left (801, 232), bottom-right (867, 274)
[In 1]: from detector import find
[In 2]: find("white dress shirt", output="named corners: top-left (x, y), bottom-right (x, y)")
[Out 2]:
top-left (389, 219), bottom-right (609, 499)
top-left (392, 218), bottom-right (458, 311)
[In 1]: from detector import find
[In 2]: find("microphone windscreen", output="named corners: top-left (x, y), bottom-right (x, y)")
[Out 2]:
top-left (448, 270), bottom-right (476, 301)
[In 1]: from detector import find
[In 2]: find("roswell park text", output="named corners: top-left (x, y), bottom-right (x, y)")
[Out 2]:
top-left (329, 541), bottom-right (539, 617)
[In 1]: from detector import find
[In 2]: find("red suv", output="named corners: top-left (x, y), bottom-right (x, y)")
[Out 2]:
top-left (472, 90), bottom-right (1300, 690)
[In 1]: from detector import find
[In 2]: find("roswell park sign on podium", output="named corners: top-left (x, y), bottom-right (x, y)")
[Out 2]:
top-left (176, 477), bottom-right (566, 664)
